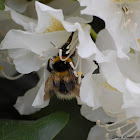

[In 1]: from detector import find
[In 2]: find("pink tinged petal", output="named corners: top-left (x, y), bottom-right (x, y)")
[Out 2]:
top-left (32, 69), bottom-right (50, 108)
top-left (14, 87), bottom-right (41, 115)
top-left (35, 1), bottom-right (64, 33)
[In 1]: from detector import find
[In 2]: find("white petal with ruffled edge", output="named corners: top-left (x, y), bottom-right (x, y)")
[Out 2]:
top-left (1, 30), bottom-right (70, 55)
top-left (78, 0), bottom-right (140, 54)
top-left (14, 68), bottom-right (48, 115)
top-left (81, 105), bottom-right (116, 123)
top-left (14, 87), bottom-right (41, 115)
top-left (87, 125), bottom-right (109, 140)
top-left (35, 1), bottom-right (64, 33)
top-left (123, 79), bottom-right (140, 110)
top-left (8, 49), bottom-right (44, 74)
top-left (10, 9), bottom-right (37, 32)
top-left (32, 68), bottom-right (50, 108)
top-left (80, 73), bottom-right (100, 108)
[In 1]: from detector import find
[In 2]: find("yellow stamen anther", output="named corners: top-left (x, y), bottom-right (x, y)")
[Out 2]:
top-left (77, 71), bottom-right (82, 77)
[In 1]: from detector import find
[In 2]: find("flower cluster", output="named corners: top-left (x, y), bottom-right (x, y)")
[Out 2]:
top-left (1, 0), bottom-right (140, 139)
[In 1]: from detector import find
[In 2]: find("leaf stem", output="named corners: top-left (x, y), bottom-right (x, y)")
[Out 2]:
top-left (90, 27), bottom-right (97, 40)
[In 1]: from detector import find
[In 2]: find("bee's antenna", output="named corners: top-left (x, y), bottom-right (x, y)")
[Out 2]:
top-left (50, 42), bottom-right (59, 49)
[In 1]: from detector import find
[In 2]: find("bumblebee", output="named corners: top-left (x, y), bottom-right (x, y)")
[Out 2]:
top-left (44, 32), bottom-right (81, 101)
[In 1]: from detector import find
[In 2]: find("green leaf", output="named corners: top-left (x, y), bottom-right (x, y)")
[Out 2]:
top-left (0, 112), bottom-right (69, 140)
top-left (0, 0), bottom-right (5, 10)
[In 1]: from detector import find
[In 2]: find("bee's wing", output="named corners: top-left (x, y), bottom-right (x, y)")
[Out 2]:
top-left (72, 84), bottom-right (80, 97)
top-left (44, 74), bottom-right (54, 101)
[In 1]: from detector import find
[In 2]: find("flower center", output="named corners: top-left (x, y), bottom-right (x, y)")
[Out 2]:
top-left (98, 82), bottom-right (118, 91)
top-left (44, 17), bottom-right (65, 33)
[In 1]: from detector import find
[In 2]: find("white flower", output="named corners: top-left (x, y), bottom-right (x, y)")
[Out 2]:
top-left (1, 2), bottom-right (95, 73)
top-left (78, 0), bottom-right (140, 55)
top-left (80, 26), bottom-right (140, 140)
top-left (99, 50), bottom-right (140, 110)
top-left (14, 68), bottom-right (48, 114)
top-left (80, 73), bottom-right (125, 118)
top-left (0, 1), bottom-right (99, 113)
top-left (80, 73), bottom-right (140, 140)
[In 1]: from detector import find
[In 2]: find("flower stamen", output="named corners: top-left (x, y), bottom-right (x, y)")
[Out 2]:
top-left (98, 117), bottom-right (140, 140)
top-left (69, 56), bottom-right (79, 70)
top-left (0, 65), bottom-right (24, 80)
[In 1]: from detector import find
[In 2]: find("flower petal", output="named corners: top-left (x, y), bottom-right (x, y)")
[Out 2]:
top-left (1, 29), bottom-right (71, 55)
top-left (14, 86), bottom-right (41, 115)
top-left (35, 1), bottom-right (64, 33)
top-left (80, 73), bottom-right (100, 108)
top-left (8, 49), bottom-right (44, 74)
top-left (87, 125), bottom-right (108, 140)
top-left (76, 23), bottom-right (98, 58)
top-left (10, 9), bottom-right (37, 32)
top-left (32, 68), bottom-right (50, 108)
top-left (81, 105), bottom-right (116, 123)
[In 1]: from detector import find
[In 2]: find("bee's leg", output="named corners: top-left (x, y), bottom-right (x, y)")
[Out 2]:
top-left (47, 59), bottom-right (53, 72)
top-left (53, 56), bottom-right (57, 59)
top-left (44, 74), bottom-right (53, 101)
top-left (71, 49), bottom-right (76, 58)
top-left (72, 84), bottom-right (80, 97)
top-left (44, 91), bottom-right (50, 101)
top-left (66, 32), bottom-right (74, 45)
top-left (61, 32), bottom-right (74, 51)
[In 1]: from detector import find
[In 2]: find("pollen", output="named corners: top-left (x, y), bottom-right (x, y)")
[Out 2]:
top-left (77, 71), bottom-right (82, 77)
top-left (137, 38), bottom-right (140, 46)
top-left (44, 17), bottom-right (65, 33)
top-left (129, 48), bottom-right (135, 54)
top-left (99, 82), bottom-right (118, 91)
